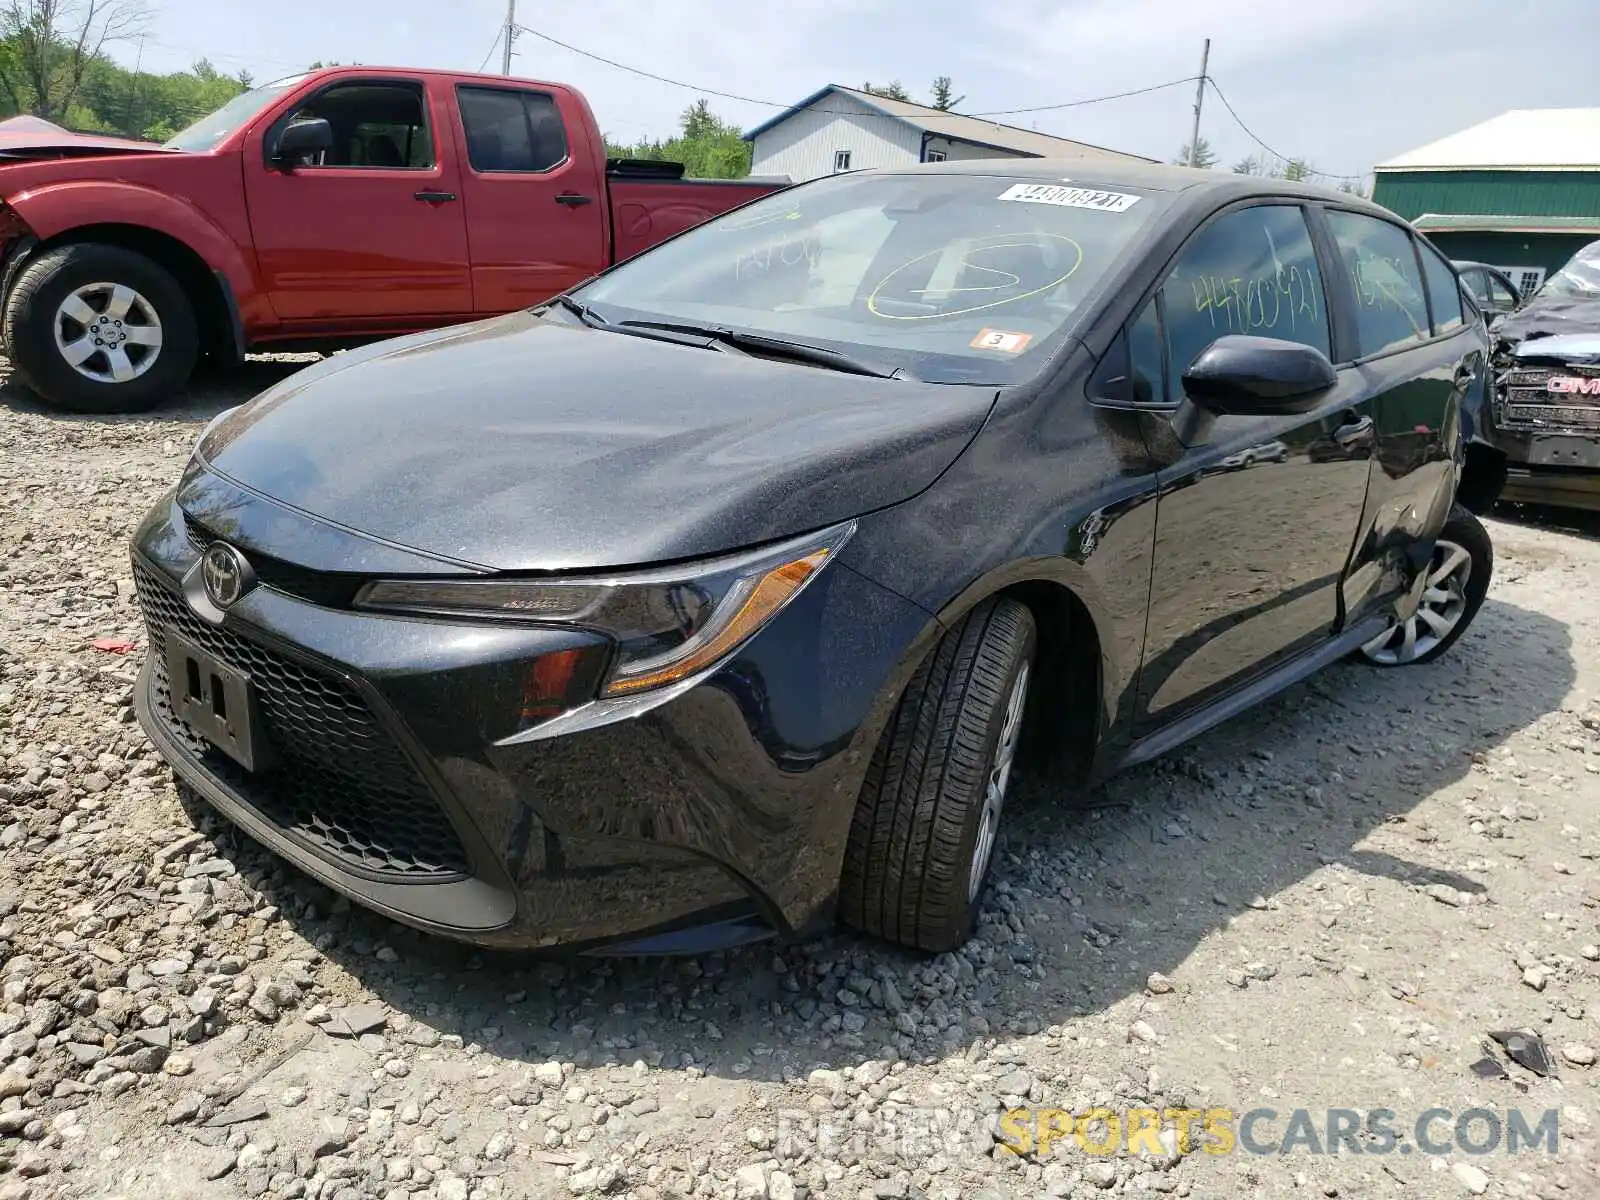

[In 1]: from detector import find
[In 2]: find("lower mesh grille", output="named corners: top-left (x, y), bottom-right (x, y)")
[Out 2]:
top-left (134, 563), bottom-right (471, 880)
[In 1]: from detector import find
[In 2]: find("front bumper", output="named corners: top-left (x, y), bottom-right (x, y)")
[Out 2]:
top-left (130, 486), bottom-right (931, 952)
top-left (1490, 429), bottom-right (1600, 512)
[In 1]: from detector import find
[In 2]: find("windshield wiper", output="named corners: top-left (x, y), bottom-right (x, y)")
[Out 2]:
top-left (617, 320), bottom-right (902, 379)
top-left (554, 295), bottom-right (606, 327)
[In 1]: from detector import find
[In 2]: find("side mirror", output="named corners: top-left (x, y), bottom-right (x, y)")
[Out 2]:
top-left (1181, 334), bottom-right (1338, 416)
top-left (272, 118), bottom-right (332, 169)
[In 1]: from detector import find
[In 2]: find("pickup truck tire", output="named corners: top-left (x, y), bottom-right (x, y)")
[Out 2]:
top-left (839, 597), bottom-right (1036, 952)
top-left (4, 244), bottom-right (198, 414)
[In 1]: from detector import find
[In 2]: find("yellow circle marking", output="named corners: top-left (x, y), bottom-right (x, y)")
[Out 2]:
top-left (867, 233), bottom-right (1084, 321)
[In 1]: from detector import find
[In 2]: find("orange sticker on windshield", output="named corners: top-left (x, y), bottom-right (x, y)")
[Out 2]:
top-left (971, 328), bottom-right (1033, 354)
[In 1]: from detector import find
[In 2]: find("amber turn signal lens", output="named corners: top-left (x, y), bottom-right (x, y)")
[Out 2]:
top-left (601, 548), bottom-right (832, 697)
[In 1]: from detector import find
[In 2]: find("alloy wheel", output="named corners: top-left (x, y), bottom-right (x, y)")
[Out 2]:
top-left (1361, 538), bottom-right (1472, 665)
top-left (968, 660), bottom-right (1030, 902)
top-left (53, 282), bottom-right (164, 384)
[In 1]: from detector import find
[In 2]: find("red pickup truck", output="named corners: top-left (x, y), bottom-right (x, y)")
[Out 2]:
top-left (0, 67), bottom-right (785, 413)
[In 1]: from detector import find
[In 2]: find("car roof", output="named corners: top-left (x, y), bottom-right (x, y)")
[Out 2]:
top-left (863, 159), bottom-right (1392, 215)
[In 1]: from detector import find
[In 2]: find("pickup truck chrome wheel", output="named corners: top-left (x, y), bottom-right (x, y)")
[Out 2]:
top-left (969, 660), bottom-right (1029, 902)
top-left (53, 282), bottom-right (164, 384)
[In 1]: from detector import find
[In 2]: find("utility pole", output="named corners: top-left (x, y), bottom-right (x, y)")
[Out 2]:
top-left (1187, 38), bottom-right (1210, 168)
top-left (501, 0), bottom-right (517, 75)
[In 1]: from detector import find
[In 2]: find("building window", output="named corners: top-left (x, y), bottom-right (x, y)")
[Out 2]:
top-left (833, 149), bottom-right (852, 172)
top-left (1496, 266), bottom-right (1545, 297)
top-left (925, 149), bottom-right (946, 162)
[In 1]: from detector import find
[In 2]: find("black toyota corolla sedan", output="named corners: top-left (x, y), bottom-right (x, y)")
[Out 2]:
top-left (132, 162), bottom-right (1499, 955)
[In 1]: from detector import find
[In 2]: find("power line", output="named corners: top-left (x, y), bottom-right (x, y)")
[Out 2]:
top-left (1205, 76), bottom-right (1363, 182)
top-left (514, 22), bottom-right (1194, 123)
top-left (968, 76), bottom-right (1197, 117)
top-left (477, 28), bottom-right (503, 75)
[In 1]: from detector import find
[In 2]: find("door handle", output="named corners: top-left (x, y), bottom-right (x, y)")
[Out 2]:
top-left (555, 193), bottom-right (594, 207)
top-left (413, 190), bottom-right (457, 203)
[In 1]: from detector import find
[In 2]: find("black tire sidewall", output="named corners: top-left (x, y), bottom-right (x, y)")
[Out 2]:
top-left (955, 618), bottom-right (1037, 939)
top-left (5, 245), bottom-right (197, 414)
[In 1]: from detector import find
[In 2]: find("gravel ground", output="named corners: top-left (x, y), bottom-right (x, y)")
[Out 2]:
top-left (3, 356), bottom-right (1600, 1200)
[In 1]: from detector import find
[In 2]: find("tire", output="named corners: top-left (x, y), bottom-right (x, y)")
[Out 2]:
top-left (1358, 503), bottom-right (1492, 667)
top-left (3, 243), bottom-right (198, 414)
top-left (839, 597), bottom-right (1036, 952)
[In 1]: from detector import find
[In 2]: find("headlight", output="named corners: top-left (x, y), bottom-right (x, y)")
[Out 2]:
top-left (354, 521), bottom-right (855, 704)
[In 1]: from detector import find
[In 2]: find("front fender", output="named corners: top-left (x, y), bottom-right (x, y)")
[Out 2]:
top-left (5, 179), bottom-right (263, 325)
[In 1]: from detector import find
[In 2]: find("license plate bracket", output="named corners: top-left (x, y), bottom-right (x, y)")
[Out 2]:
top-left (164, 632), bottom-right (273, 772)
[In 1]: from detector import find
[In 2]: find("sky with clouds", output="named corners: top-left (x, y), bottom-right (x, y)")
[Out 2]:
top-left (129, 0), bottom-right (1597, 181)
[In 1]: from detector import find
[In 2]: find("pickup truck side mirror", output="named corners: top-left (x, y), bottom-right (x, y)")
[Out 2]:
top-left (272, 118), bottom-right (333, 170)
top-left (1182, 334), bottom-right (1338, 416)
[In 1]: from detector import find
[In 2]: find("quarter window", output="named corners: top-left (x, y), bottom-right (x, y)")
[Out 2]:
top-left (457, 86), bottom-right (568, 173)
top-left (1325, 211), bottom-right (1430, 356)
top-left (1160, 204), bottom-right (1330, 401)
top-left (1128, 299), bottom-right (1165, 405)
top-left (1417, 242), bottom-right (1463, 336)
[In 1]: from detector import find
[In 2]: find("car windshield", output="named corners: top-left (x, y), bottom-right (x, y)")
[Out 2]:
top-left (163, 74), bottom-right (311, 153)
top-left (573, 171), bottom-right (1169, 384)
top-left (1539, 240), bottom-right (1600, 300)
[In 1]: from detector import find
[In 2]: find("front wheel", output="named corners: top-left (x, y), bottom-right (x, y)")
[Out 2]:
top-left (1358, 504), bottom-right (1492, 667)
top-left (3, 243), bottom-right (198, 414)
top-left (839, 597), bottom-right (1036, 952)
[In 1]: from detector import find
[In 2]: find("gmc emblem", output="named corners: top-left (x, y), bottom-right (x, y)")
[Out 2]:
top-left (1547, 375), bottom-right (1600, 396)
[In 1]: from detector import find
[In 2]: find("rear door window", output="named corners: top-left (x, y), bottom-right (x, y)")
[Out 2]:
top-left (1160, 203), bottom-right (1331, 399)
top-left (1325, 211), bottom-right (1431, 356)
top-left (457, 86), bottom-right (569, 173)
top-left (1417, 242), bottom-right (1463, 336)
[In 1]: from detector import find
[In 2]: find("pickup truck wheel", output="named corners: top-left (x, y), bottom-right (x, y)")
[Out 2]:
top-left (3, 244), bottom-right (198, 414)
top-left (1358, 504), bottom-right (1492, 667)
top-left (839, 597), bottom-right (1036, 952)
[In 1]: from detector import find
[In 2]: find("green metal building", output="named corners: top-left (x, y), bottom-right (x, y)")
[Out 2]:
top-left (1373, 108), bottom-right (1600, 296)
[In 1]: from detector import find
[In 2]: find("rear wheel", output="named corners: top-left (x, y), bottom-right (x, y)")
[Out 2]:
top-left (3, 243), bottom-right (198, 414)
top-left (839, 597), bottom-right (1036, 952)
top-left (1359, 504), bottom-right (1492, 667)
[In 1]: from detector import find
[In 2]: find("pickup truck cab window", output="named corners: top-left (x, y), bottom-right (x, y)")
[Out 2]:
top-left (457, 86), bottom-right (568, 173)
top-left (272, 81), bottom-right (433, 170)
top-left (1325, 211), bottom-right (1430, 357)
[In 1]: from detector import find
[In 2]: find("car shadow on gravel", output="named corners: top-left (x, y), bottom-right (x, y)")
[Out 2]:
top-left (1495, 501), bottom-right (1600, 542)
top-left (175, 594), bottom-right (1574, 1086)
top-left (0, 354), bottom-right (316, 421)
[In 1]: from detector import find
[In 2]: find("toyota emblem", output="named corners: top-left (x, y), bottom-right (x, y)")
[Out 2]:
top-left (201, 542), bottom-right (253, 609)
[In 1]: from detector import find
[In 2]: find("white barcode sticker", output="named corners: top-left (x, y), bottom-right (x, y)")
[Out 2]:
top-left (997, 183), bottom-right (1141, 212)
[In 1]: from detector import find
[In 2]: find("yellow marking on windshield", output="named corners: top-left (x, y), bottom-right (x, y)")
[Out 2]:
top-left (866, 234), bottom-right (1083, 321)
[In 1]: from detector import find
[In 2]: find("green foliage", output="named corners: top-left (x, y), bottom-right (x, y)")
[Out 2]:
top-left (0, 8), bottom-right (253, 144)
top-left (1232, 155), bottom-right (1266, 175)
top-left (930, 76), bottom-right (955, 110)
top-left (1280, 158), bottom-right (1312, 181)
top-left (859, 79), bottom-right (910, 101)
top-left (1175, 137), bottom-right (1218, 169)
top-left (606, 98), bottom-right (752, 179)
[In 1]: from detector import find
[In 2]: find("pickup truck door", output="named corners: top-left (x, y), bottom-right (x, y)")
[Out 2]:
top-left (451, 83), bottom-right (609, 313)
top-left (242, 76), bottom-right (473, 323)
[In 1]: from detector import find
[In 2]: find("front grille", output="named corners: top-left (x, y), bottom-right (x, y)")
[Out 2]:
top-left (184, 516), bottom-right (365, 609)
top-left (1498, 365), bottom-right (1600, 434)
top-left (134, 564), bottom-right (471, 880)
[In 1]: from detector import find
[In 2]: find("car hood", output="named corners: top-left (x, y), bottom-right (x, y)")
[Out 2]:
top-left (0, 114), bottom-right (166, 159)
top-left (197, 311), bottom-right (997, 572)
top-left (1494, 293), bottom-right (1600, 353)
top-left (1507, 332), bottom-right (1600, 364)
